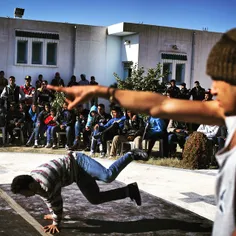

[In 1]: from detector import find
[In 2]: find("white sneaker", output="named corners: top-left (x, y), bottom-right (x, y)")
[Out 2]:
top-left (52, 144), bottom-right (57, 149)
top-left (45, 143), bottom-right (52, 148)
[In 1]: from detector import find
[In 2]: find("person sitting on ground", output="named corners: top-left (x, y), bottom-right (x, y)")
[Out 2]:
top-left (11, 149), bottom-right (148, 234)
top-left (109, 110), bottom-right (145, 158)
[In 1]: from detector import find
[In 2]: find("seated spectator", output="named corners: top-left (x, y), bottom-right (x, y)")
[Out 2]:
top-left (44, 108), bottom-right (59, 148)
top-left (25, 103), bottom-right (40, 146)
top-left (51, 72), bottom-right (64, 87)
top-left (32, 103), bottom-right (51, 148)
top-left (93, 106), bottom-right (126, 157)
top-left (83, 105), bottom-right (98, 151)
top-left (89, 104), bottom-right (112, 154)
top-left (167, 119), bottom-right (190, 156)
top-left (71, 104), bottom-right (89, 150)
top-left (6, 103), bottom-right (25, 145)
top-left (0, 70), bottom-right (8, 94)
top-left (109, 110), bottom-right (145, 158)
top-left (67, 75), bottom-right (78, 87)
top-left (143, 116), bottom-right (168, 157)
top-left (33, 81), bottom-right (54, 109)
top-left (20, 75), bottom-right (35, 106)
top-left (51, 102), bottom-right (75, 149)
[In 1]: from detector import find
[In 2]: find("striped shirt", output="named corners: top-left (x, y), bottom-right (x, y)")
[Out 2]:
top-left (30, 153), bottom-right (78, 225)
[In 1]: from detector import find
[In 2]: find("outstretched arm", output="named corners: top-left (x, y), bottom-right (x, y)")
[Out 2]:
top-left (47, 85), bottom-right (225, 126)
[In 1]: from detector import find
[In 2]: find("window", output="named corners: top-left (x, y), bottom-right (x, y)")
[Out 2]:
top-left (17, 41), bottom-right (27, 64)
top-left (163, 63), bottom-right (172, 83)
top-left (161, 53), bottom-right (187, 84)
top-left (47, 43), bottom-right (57, 65)
top-left (175, 64), bottom-right (185, 83)
top-left (32, 42), bottom-right (42, 64)
top-left (15, 30), bottom-right (59, 66)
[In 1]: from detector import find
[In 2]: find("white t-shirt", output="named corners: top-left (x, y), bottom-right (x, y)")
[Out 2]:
top-left (213, 116), bottom-right (236, 236)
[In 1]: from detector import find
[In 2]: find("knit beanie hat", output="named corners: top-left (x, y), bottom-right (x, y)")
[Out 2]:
top-left (206, 28), bottom-right (236, 85)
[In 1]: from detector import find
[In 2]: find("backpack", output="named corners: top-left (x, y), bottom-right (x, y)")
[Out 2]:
top-left (182, 131), bottom-right (211, 169)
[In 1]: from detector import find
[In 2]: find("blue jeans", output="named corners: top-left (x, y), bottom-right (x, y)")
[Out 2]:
top-left (76, 152), bottom-right (133, 183)
top-left (75, 152), bottom-right (134, 204)
top-left (52, 125), bottom-right (73, 146)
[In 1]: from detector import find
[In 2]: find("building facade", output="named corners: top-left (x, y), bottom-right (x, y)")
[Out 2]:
top-left (0, 17), bottom-right (222, 90)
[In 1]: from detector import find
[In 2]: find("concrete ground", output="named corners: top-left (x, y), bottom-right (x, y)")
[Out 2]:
top-left (0, 151), bottom-right (217, 234)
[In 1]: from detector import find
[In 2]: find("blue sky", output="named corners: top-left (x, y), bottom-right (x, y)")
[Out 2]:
top-left (1, 0), bottom-right (235, 33)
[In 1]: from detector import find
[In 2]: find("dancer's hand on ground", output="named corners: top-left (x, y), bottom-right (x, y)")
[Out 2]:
top-left (44, 214), bottom-right (53, 220)
top-left (47, 85), bottom-right (96, 110)
top-left (43, 224), bottom-right (59, 234)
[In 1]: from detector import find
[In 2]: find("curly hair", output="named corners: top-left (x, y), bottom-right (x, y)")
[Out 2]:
top-left (11, 175), bottom-right (35, 194)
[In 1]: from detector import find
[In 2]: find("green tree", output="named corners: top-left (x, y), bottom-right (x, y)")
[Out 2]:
top-left (51, 91), bottom-right (66, 112)
top-left (114, 63), bottom-right (169, 93)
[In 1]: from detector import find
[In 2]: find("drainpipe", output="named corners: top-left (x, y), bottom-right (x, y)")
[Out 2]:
top-left (190, 31), bottom-right (195, 88)
top-left (72, 25), bottom-right (77, 75)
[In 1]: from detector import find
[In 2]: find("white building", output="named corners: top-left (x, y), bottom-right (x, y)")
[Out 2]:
top-left (0, 17), bottom-right (222, 90)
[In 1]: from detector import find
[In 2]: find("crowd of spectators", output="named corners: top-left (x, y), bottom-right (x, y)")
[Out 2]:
top-left (0, 73), bottom-right (227, 159)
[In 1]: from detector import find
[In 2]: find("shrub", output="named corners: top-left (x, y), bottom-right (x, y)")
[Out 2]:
top-left (182, 131), bottom-right (212, 169)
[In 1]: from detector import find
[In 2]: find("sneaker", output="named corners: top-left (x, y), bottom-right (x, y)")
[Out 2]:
top-left (130, 149), bottom-right (149, 161)
top-left (52, 144), bottom-right (57, 149)
top-left (83, 146), bottom-right (90, 152)
top-left (100, 152), bottom-right (106, 158)
top-left (25, 141), bottom-right (31, 147)
top-left (128, 182), bottom-right (141, 206)
top-left (45, 143), bottom-right (52, 148)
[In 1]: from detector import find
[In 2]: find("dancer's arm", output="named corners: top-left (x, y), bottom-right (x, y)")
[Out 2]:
top-left (47, 85), bottom-right (225, 125)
